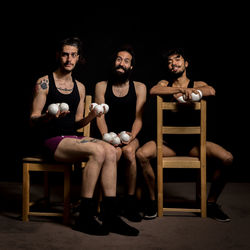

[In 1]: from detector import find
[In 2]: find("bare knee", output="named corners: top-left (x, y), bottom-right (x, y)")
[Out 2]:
top-left (89, 144), bottom-right (106, 165)
top-left (136, 148), bottom-right (150, 166)
top-left (103, 143), bottom-right (117, 162)
top-left (122, 146), bottom-right (136, 162)
top-left (222, 151), bottom-right (234, 166)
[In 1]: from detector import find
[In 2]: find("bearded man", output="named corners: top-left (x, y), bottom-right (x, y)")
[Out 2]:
top-left (95, 45), bottom-right (147, 222)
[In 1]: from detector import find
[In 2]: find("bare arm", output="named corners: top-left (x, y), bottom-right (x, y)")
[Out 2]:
top-left (150, 80), bottom-right (215, 100)
top-left (95, 81), bottom-right (109, 136)
top-left (150, 80), bottom-right (182, 95)
top-left (74, 82), bottom-right (99, 129)
top-left (130, 82), bottom-right (147, 140)
top-left (30, 77), bottom-right (52, 126)
top-left (193, 81), bottom-right (216, 97)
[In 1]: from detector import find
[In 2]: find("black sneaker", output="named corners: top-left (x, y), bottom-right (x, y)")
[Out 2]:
top-left (207, 202), bottom-right (231, 222)
top-left (73, 216), bottom-right (109, 235)
top-left (103, 215), bottom-right (139, 236)
top-left (123, 209), bottom-right (142, 222)
top-left (123, 196), bottom-right (142, 222)
top-left (144, 200), bottom-right (157, 220)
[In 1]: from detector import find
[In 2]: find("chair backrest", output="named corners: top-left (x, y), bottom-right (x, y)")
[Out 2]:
top-left (157, 96), bottom-right (207, 160)
top-left (77, 95), bottom-right (92, 136)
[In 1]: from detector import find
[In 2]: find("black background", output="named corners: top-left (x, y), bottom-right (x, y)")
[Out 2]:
top-left (1, 4), bottom-right (248, 181)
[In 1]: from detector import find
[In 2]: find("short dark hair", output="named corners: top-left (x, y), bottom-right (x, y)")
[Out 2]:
top-left (56, 36), bottom-right (85, 65)
top-left (162, 47), bottom-right (189, 62)
top-left (57, 37), bottom-right (82, 53)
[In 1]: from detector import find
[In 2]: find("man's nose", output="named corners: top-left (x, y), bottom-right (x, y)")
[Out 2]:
top-left (120, 60), bottom-right (126, 66)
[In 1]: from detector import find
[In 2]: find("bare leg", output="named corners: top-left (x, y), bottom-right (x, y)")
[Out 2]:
top-left (189, 141), bottom-right (233, 202)
top-left (136, 140), bottom-right (176, 219)
top-left (116, 147), bottom-right (122, 162)
top-left (122, 138), bottom-right (140, 195)
top-left (54, 137), bottom-right (106, 198)
top-left (136, 141), bottom-right (157, 200)
top-left (95, 140), bottom-right (117, 197)
top-left (206, 142), bottom-right (233, 202)
top-left (136, 141), bottom-right (176, 200)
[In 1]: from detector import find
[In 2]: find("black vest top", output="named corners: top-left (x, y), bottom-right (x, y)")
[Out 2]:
top-left (104, 80), bottom-right (136, 133)
top-left (163, 79), bottom-right (199, 126)
top-left (42, 73), bottom-right (80, 138)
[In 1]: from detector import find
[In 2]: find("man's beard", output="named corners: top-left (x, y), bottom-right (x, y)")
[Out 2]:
top-left (110, 65), bottom-right (132, 84)
top-left (168, 68), bottom-right (185, 80)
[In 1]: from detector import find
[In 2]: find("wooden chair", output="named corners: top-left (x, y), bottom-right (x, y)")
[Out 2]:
top-left (157, 96), bottom-right (207, 217)
top-left (22, 95), bottom-right (92, 224)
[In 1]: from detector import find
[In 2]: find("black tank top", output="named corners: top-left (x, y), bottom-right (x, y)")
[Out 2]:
top-left (163, 79), bottom-right (199, 126)
top-left (42, 73), bottom-right (80, 138)
top-left (104, 80), bottom-right (136, 133)
top-left (164, 80), bottom-right (194, 102)
top-left (168, 79), bottom-right (194, 88)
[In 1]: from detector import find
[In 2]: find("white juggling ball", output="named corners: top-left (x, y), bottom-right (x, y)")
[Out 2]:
top-left (191, 90), bottom-right (202, 102)
top-left (120, 132), bottom-right (131, 142)
top-left (112, 136), bottom-right (121, 145)
top-left (101, 103), bottom-right (109, 114)
top-left (109, 132), bottom-right (117, 138)
top-left (48, 103), bottom-right (59, 115)
top-left (103, 133), bottom-right (113, 143)
top-left (177, 95), bottom-right (187, 103)
top-left (59, 102), bottom-right (69, 112)
top-left (89, 103), bottom-right (98, 111)
top-left (94, 104), bottom-right (104, 114)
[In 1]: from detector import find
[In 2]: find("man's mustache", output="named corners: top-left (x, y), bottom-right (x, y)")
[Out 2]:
top-left (115, 65), bottom-right (127, 71)
top-left (64, 62), bottom-right (74, 66)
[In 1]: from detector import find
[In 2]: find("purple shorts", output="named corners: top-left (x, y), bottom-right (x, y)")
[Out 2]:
top-left (44, 135), bottom-right (84, 154)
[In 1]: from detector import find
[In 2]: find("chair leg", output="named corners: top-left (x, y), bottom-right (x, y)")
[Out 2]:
top-left (63, 168), bottom-right (71, 225)
top-left (43, 171), bottom-right (50, 206)
top-left (201, 167), bottom-right (207, 218)
top-left (22, 163), bottom-right (30, 222)
top-left (157, 167), bottom-right (164, 217)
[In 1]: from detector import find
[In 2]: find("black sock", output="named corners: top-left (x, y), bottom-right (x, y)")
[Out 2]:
top-left (74, 197), bottom-right (109, 236)
top-left (102, 196), bottom-right (139, 236)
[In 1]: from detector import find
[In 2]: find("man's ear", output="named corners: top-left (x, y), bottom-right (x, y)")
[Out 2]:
top-left (185, 60), bottom-right (189, 68)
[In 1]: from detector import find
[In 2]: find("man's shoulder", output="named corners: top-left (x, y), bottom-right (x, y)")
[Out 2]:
top-left (193, 80), bottom-right (208, 87)
top-left (37, 75), bottom-right (49, 83)
top-left (96, 80), bottom-right (108, 85)
top-left (133, 81), bottom-right (147, 88)
top-left (95, 81), bottom-right (108, 96)
top-left (75, 80), bottom-right (85, 91)
top-left (157, 79), bottom-right (169, 86)
top-left (95, 80), bottom-right (108, 89)
top-left (133, 81), bottom-right (147, 98)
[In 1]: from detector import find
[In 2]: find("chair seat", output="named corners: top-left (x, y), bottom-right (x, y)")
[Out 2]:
top-left (23, 156), bottom-right (53, 163)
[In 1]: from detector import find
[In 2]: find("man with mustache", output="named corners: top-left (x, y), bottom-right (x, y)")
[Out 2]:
top-left (95, 45), bottom-right (147, 222)
top-left (136, 48), bottom-right (233, 222)
top-left (30, 37), bottom-right (139, 236)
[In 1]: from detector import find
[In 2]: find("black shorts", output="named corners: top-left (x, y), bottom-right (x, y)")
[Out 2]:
top-left (163, 134), bottom-right (200, 155)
